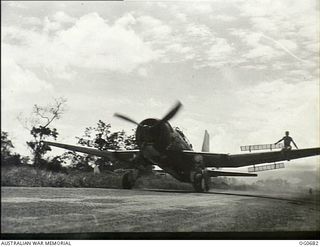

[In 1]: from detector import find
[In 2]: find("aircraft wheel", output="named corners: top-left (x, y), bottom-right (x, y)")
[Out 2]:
top-left (205, 182), bottom-right (210, 192)
top-left (202, 177), bottom-right (210, 192)
top-left (193, 173), bottom-right (208, 193)
top-left (122, 171), bottom-right (136, 189)
top-left (203, 173), bottom-right (210, 192)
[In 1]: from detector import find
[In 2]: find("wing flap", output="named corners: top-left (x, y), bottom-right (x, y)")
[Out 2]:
top-left (207, 170), bottom-right (257, 177)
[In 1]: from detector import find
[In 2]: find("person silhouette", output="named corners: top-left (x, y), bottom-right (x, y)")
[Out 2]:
top-left (275, 131), bottom-right (298, 150)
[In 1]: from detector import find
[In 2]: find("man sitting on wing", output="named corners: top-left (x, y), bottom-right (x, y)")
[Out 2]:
top-left (275, 131), bottom-right (298, 150)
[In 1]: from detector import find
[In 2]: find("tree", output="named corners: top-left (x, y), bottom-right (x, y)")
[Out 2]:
top-left (60, 151), bottom-right (93, 172)
top-left (46, 156), bottom-right (67, 173)
top-left (1, 131), bottom-right (21, 166)
top-left (1, 131), bottom-right (14, 157)
top-left (77, 120), bottom-right (138, 151)
top-left (19, 97), bottom-right (67, 167)
top-left (74, 120), bottom-right (138, 171)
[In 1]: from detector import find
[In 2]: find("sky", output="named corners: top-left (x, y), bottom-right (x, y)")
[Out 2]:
top-left (1, 1), bottom-right (319, 185)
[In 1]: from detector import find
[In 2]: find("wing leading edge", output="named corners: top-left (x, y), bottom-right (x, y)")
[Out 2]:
top-left (43, 141), bottom-right (139, 162)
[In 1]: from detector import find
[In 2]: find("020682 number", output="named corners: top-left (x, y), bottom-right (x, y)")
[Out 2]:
top-left (299, 241), bottom-right (319, 245)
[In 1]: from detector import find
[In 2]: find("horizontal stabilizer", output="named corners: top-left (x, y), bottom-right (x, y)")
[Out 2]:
top-left (207, 170), bottom-right (257, 177)
top-left (248, 163), bottom-right (284, 173)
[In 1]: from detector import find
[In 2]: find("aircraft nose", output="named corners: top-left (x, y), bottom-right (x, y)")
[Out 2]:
top-left (141, 125), bottom-right (156, 144)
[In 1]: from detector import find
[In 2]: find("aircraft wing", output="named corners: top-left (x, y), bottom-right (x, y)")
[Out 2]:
top-left (43, 141), bottom-right (139, 162)
top-left (182, 147), bottom-right (320, 168)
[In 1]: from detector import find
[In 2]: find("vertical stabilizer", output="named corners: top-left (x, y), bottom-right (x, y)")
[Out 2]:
top-left (201, 130), bottom-right (210, 152)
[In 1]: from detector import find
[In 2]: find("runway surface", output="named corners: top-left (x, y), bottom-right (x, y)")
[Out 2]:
top-left (1, 186), bottom-right (319, 233)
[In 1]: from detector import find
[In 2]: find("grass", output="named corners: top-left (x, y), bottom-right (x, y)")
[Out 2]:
top-left (1, 165), bottom-right (192, 190)
top-left (134, 174), bottom-right (193, 190)
top-left (2, 165), bottom-right (314, 194)
top-left (1, 165), bottom-right (121, 188)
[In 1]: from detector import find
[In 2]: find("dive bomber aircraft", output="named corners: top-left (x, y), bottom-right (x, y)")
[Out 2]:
top-left (44, 102), bottom-right (320, 192)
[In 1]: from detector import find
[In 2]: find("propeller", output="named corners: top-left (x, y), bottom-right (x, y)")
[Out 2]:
top-left (113, 113), bottom-right (140, 126)
top-left (159, 101), bottom-right (182, 123)
top-left (114, 101), bottom-right (182, 126)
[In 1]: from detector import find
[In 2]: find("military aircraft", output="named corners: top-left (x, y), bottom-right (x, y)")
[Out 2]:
top-left (44, 101), bottom-right (320, 192)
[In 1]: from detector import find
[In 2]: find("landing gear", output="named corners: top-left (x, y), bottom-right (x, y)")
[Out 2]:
top-left (192, 172), bottom-right (210, 193)
top-left (121, 170), bottom-right (137, 189)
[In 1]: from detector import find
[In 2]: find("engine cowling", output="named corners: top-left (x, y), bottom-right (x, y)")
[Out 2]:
top-left (135, 118), bottom-right (172, 151)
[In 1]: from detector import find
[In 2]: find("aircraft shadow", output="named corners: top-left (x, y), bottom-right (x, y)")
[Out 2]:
top-left (139, 189), bottom-right (195, 194)
top-left (139, 188), bottom-right (314, 204)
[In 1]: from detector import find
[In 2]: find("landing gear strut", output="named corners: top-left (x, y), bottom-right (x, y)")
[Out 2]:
top-left (192, 171), bottom-right (210, 192)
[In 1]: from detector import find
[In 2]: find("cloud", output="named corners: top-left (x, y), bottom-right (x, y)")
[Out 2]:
top-left (277, 39), bottom-right (298, 52)
top-left (6, 1), bottom-right (27, 9)
top-left (162, 43), bottom-right (195, 62)
top-left (2, 1), bottom-right (319, 161)
top-left (52, 11), bottom-right (76, 24)
top-left (1, 57), bottom-right (52, 96)
top-left (213, 15), bottom-right (236, 22)
top-left (135, 15), bottom-right (196, 62)
top-left (186, 23), bottom-right (212, 39)
top-left (239, 0), bottom-right (316, 18)
top-left (245, 43), bottom-right (281, 60)
top-left (238, 0), bottom-right (318, 50)
top-left (186, 3), bottom-right (213, 14)
top-left (115, 13), bottom-right (136, 28)
top-left (137, 67), bottom-right (148, 77)
top-left (206, 38), bottom-right (235, 67)
top-left (188, 77), bottom-right (319, 153)
top-left (249, 17), bottom-right (280, 33)
top-left (1, 55), bottom-right (54, 122)
top-left (230, 30), bottom-right (291, 63)
top-left (22, 17), bottom-right (42, 26)
top-left (43, 16), bottom-right (62, 32)
top-left (2, 12), bottom-right (160, 78)
top-left (226, 0), bottom-right (318, 72)
top-left (42, 12), bottom-right (77, 33)
top-left (57, 13), bottom-right (159, 72)
top-left (233, 79), bottom-right (319, 147)
top-left (261, 35), bottom-right (306, 63)
top-left (1, 56), bottom-right (56, 155)
top-left (175, 12), bottom-right (187, 22)
top-left (1, 54), bottom-right (53, 109)
top-left (137, 15), bottom-right (172, 41)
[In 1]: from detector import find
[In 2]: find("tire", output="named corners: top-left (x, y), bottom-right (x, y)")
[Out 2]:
top-left (205, 182), bottom-right (210, 192)
top-left (192, 173), bottom-right (205, 192)
top-left (192, 172), bottom-right (210, 193)
top-left (203, 173), bottom-right (210, 192)
top-left (122, 172), bottom-right (135, 189)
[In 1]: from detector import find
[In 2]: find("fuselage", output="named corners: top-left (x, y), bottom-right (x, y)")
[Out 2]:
top-left (136, 118), bottom-right (199, 182)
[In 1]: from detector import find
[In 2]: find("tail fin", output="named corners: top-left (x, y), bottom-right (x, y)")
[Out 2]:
top-left (201, 130), bottom-right (210, 152)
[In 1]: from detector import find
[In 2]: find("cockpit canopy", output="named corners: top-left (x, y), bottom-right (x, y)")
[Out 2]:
top-left (174, 127), bottom-right (192, 148)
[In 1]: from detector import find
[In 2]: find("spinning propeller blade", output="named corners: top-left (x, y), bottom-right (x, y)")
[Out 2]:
top-left (114, 113), bottom-right (140, 126)
top-left (114, 101), bottom-right (182, 126)
top-left (160, 101), bottom-right (182, 123)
